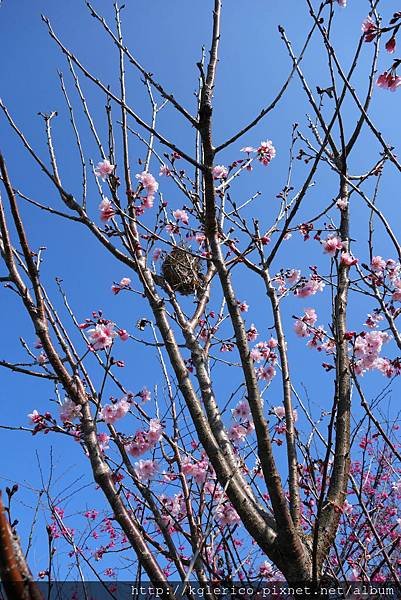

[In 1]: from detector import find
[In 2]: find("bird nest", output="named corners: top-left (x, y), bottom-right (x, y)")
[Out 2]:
top-left (162, 247), bottom-right (203, 296)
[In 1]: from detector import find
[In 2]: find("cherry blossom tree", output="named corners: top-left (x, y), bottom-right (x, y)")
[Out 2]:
top-left (1, 0), bottom-right (401, 594)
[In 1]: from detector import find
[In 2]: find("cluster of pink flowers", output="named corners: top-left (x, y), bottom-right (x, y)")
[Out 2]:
top-left (341, 252), bottom-right (358, 267)
top-left (392, 280), bottom-right (401, 302)
top-left (100, 397), bottom-right (130, 424)
top-left (236, 299), bottom-right (249, 312)
top-left (241, 146), bottom-right (256, 154)
top-left (295, 276), bottom-right (325, 298)
top-left (95, 159), bottom-right (115, 181)
top-left (138, 387), bottom-right (151, 402)
top-left (28, 409), bottom-right (42, 424)
top-left (371, 256), bottom-right (387, 273)
top-left (159, 164), bottom-right (171, 177)
top-left (377, 70), bottom-right (401, 92)
top-left (99, 198), bottom-right (116, 222)
top-left (337, 197), bottom-right (348, 210)
top-left (362, 15), bottom-right (396, 52)
top-left (212, 165), bottom-right (228, 180)
top-left (216, 502), bottom-right (241, 527)
top-left (257, 140), bottom-right (276, 166)
top-left (181, 456), bottom-right (209, 483)
top-left (126, 419), bottom-right (163, 457)
top-left (273, 269), bottom-right (302, 295)
top-left (233, 400), bottom-right (250, 419)
top-left (259, 561), bottom-right (275, 579)
top-left (250, 338), bottom-right (278, 363)
top-left (228, 399), bottom-right (255, 442)
top-left (322, 234), bottom-right (343, 256)
top-left (272, 405), bottom-right (298, 422)
top-left (361, 16), bottom-right (378, 42)
top-left (159, 493), bottom-right (187, 532)
top-left (135, 171), bottom-right (159, 209)
top-left (228, 420), bottom-right (255, 442)
top-left (60, 398), bottom-right (82, 423)
top-left (246, 323), bottom-right (258, 342)
top-left (353, 330), bottom-right (391, 375)
top-left (368, 256), bottom-right (401, 301)
top-left (84, 509), bottom-right (99, 520)
top-left (88, 322), bottom-right (118, 351)
top-left (97, 432), bottom-right (110, 452)
top-left (111, 277), bottom-right (131, 295)
top-left (336, 0), bottom-right (346, 6)
top-left (172, 209), bottom-right (189, 225)
top-left (256, 364), bottom-right (276, 383)
top-left (294, 308), bottom-right (318, 338)
top-left (37, 352), bottom-right (47, 365)
top-left (134, 459), bottom-right (158, 481)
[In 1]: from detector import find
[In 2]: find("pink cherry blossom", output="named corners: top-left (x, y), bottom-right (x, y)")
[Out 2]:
top-left (294, 307), bottom-right (317, 337)
top-left (353, 330), bottom-right (390, 374)
top-left (246, 324), bottom-right (259, 342)
top-left (195, 231), bottom-right (206, 245)
top-left (392, 480), bottom-right (401, 494)
top-left (337, 198), bottom-right (348, 210)
top-left (147, 418), bottom-right (163, 443)
top-left (60, 398), bottom-right (82, 422)
top-left (241, 146), bottom-right (256, 154)
top-left (386, 37), bottom-right (396, 54)
top-left (136, 171), bottom-right (159, 196)
top-left (119, 277), bottom-right (131, 287)
top-left (28, 410), bottom-right (41, 424)
top-left (100, 397), bottom-right (130, 424)
top-left (341, 252), bottom-right (358, 266)
top-left (371, 256), bottom-right (386, 272)
top-left (139, 387), bottom-right (151, 402)
top-left (153, 248), bottom-right (162, 262)
top-left (97, 432), bottom-right (110, 452)
top-left (228, 422), bottom-right (254, 442)
top-left (259, 561), bottom-right (274, 579)
top-left (342, 500), bottom-right (353, 515)
top-left (256, 365), bottom-right (276, 382)
top-left (134, 459), bottom-right (158, 481)
top-left (237, 300), bottom-right (249, 312)
top-left (272, 405), bottom-right (298, 422)
top-left (233, 400), bottom-right (250, 419)
top-left (295, 277), bottom-right (325, 298)
top-left (172, 209), bottom-right (189, 225)
top-left (273, 406), bottom-right (285, 420)
top-left (99, 198), bottom-right (115, 222)
top-left (126, 419), bottom-right (163, 457)
top-left (181, 457), bottom-right (209, 483)
top-left (392, 280), bottom-right (401, 302)
top-left (377, 71), bottom-right (401, 91)
top-left (95, 159), bottom-right (115, 181)
top-left (212, 165), bottom-right (228, 180)
top-left (361, 16), bottom-right (377, 42)
top-left (337, 0), bottom-right (346, 6)
top-left (37, 352), bottom-right (47, 365)
top-left (159, 165), bottom-right (171, 177)
top-left (257, 140), bottom-right (276, 166)
top-left (88, 322), bottom-right (117, 350)
top-left (286, 269), bottom-right (301, 284)
top-left (322, 235), bottom-right (343, 256)
top-left (216, 502), bottom-right (241, 526)
top-left (118, 329), bottom-right (129, 341)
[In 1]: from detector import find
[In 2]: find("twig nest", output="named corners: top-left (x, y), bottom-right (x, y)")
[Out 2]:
top-left (162, 247), bottom-right (204, 296)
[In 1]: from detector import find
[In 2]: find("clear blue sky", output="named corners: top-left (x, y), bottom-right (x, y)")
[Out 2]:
top-left (1, 0), bottom-right (400, 579)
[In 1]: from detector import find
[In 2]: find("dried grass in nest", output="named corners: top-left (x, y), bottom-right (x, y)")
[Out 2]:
top-left (162, 247), bottom-right (203, 296)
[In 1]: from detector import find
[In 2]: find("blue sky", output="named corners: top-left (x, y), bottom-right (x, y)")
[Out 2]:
top-left (1, 0), bottom-right (401, 579)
